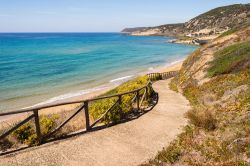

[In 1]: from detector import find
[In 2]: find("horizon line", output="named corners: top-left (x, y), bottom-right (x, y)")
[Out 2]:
top-left (0, 31), bottom-right (124, 33)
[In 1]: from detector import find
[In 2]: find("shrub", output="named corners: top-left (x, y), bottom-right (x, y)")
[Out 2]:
top-left (156, 142), bottom-right (182, 164)
top-left (40, 115), bottom-right (58, 135)
top-left (0, 138), bottom-right (13, 152)
top-left (24, 134), bottom-right (38, 145)
top-left (183, 86), bottom-right (200, 106)
top-left (186, 109), bottom-right (217, 131)
top-left (169, 79), bottom-right (178, 92)
top-left (89, 76), bottom-right (150, 123)
top-left (12, 123), bottom-right (34, 143)
top-left (147, 141), bottom-right (181, 165)
top-left (103, 105), bottom-right (122, 124)
top-left (12, 115), bottom-right (57, 145)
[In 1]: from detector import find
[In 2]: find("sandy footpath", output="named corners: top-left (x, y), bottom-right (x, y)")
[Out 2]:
top-left (0, 78), bottom-right (190, 166)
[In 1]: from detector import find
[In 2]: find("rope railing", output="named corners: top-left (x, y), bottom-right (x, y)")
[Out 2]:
top-left (0, 71), bottom-right (177, 149)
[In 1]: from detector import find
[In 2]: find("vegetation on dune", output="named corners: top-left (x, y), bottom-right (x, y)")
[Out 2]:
top-left (148, 71), bottom-right (249, 165)
top-left (146, 28), bottom-right (250, 165)
top-left (89, 76), bottom-right (151, 123)
top-left (169, 80), bottom-right (178, 92)
top-left (218, 29), bottom-right (237, 38)
top-left (208, 41), bottom-right (250, 77)
top-left (6, 115), bottom-right (59, 146)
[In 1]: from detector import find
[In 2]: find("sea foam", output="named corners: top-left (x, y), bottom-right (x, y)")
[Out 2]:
top-left (109, 75), bottom-right (134, 83)
top-left (27, 75), bottom-right (134, 109)
top-left (27, 85), bottom-right (110, 108)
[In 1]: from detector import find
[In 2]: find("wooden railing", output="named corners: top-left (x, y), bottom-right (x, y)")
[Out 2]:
top-left (147, 71), bottom-right (178, 81)
top-left (0, 82), bottom-right (156, 145)
top-left (0, 71), bottom-right (177, 149)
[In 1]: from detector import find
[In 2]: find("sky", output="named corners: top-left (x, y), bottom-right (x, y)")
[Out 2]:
top-left (0, 0), bottom-right (249, 32)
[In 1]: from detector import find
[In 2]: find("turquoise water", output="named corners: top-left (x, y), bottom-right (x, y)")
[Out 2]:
top-left (0, 33), bottom-right (197, 111)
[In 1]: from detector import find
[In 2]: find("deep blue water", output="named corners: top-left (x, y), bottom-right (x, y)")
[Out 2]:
top-left (0, 33), bottom-right (197, 111)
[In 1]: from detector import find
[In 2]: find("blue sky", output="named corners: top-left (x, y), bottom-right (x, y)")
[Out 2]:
top-left (0, 0), bottom-right (249, 32)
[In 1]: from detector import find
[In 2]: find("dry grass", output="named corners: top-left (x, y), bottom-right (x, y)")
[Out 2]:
top-left (186, 109), bottom-right (217, 131)
top-left (145, 28), bottom-right (250, 165)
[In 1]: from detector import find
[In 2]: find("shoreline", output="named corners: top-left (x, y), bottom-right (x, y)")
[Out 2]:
top-left (0, 60), bottom-right (184, 123)
top-left (0, 33), bottom-right (198, 114)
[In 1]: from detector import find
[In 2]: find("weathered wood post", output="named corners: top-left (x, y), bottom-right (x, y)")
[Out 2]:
top-left (84, 101), bottom-right (90, 131)
top-left (149, 81), bottom-right (153, 98)
top-left (33, 109), bottom-right (42, 144)
top-left (136, 90), bottom-right (140, 111)
top-left (118, 95), bottom-right (123, 119)
top-left (145, 86), bottom-right (148, 100)
top-left (118, 95), bottom-right (122, 111)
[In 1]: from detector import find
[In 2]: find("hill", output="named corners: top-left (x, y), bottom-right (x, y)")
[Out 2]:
top-left (123, 4), bottom-right (250, 44)
top-left (145, 27), bottom-right (250, 165)
top-left (121, 27), bottom-right (146, 33)
top-left (122, 23), bottom-right (184, 36)
top-left (184, 4), bottom-right (250, 35)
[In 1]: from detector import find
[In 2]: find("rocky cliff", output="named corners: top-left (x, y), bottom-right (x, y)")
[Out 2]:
top-left (122, 23), bottom-right (184, 36)
top-left (184, 4), bottom-right (250, 36)
top-left (123, 4), bottom-right (250, 44)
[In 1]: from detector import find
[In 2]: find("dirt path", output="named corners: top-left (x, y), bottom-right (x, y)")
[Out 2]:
top-left (0, 79), bottom-right (190, 166)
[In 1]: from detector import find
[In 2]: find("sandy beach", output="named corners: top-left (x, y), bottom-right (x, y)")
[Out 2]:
top-left (156, 60), bottom-right (183, 73)
top-left (0, 61), bottom-right (183, 125)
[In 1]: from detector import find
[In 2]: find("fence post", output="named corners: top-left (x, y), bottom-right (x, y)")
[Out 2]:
top-left (84, 101), bottom-right (90, 131)
top-left (136, 90), bottom-right (140, 111)
top-left (118, 95), bottom-right (122, 111)
top-left (118, 95), bottom-right (123, 118)
top-left (149, 82), bottom-right (153, 97)
top-left (33, 109), bottom-right (42, 144)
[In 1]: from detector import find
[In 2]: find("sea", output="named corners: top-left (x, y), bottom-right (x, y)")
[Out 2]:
top-left (0, 33), bottom-right (197, 112)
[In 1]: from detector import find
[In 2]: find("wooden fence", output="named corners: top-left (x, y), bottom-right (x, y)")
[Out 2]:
top-left (0, 71), bottom-right (177, 147)
top-left (147, 71), bottom-right (178, 81)
top-left (0, 82), bottom-right (156, 145)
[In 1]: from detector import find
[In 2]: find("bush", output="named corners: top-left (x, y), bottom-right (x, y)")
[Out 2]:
top-left (0, 138), bottom-right (13, 151)
top-left (89, 76), bottom-right (150, 123)
top-left (40, 115), bottom-right (58, 135)
top-left (24, 134), bottom-right (38, 145)
top-left (12, 115), bottom-right (57, 145)
top-left (156, 142), bottom-right (182, 164)
top-left (186, 109), bottom-right (217, 131)
top-left (183, 86), bottom-right (200, 106)
top-left (12, 123), bottom-right (34, 143)
top-left (169, 79), bottom-right (178, 92)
